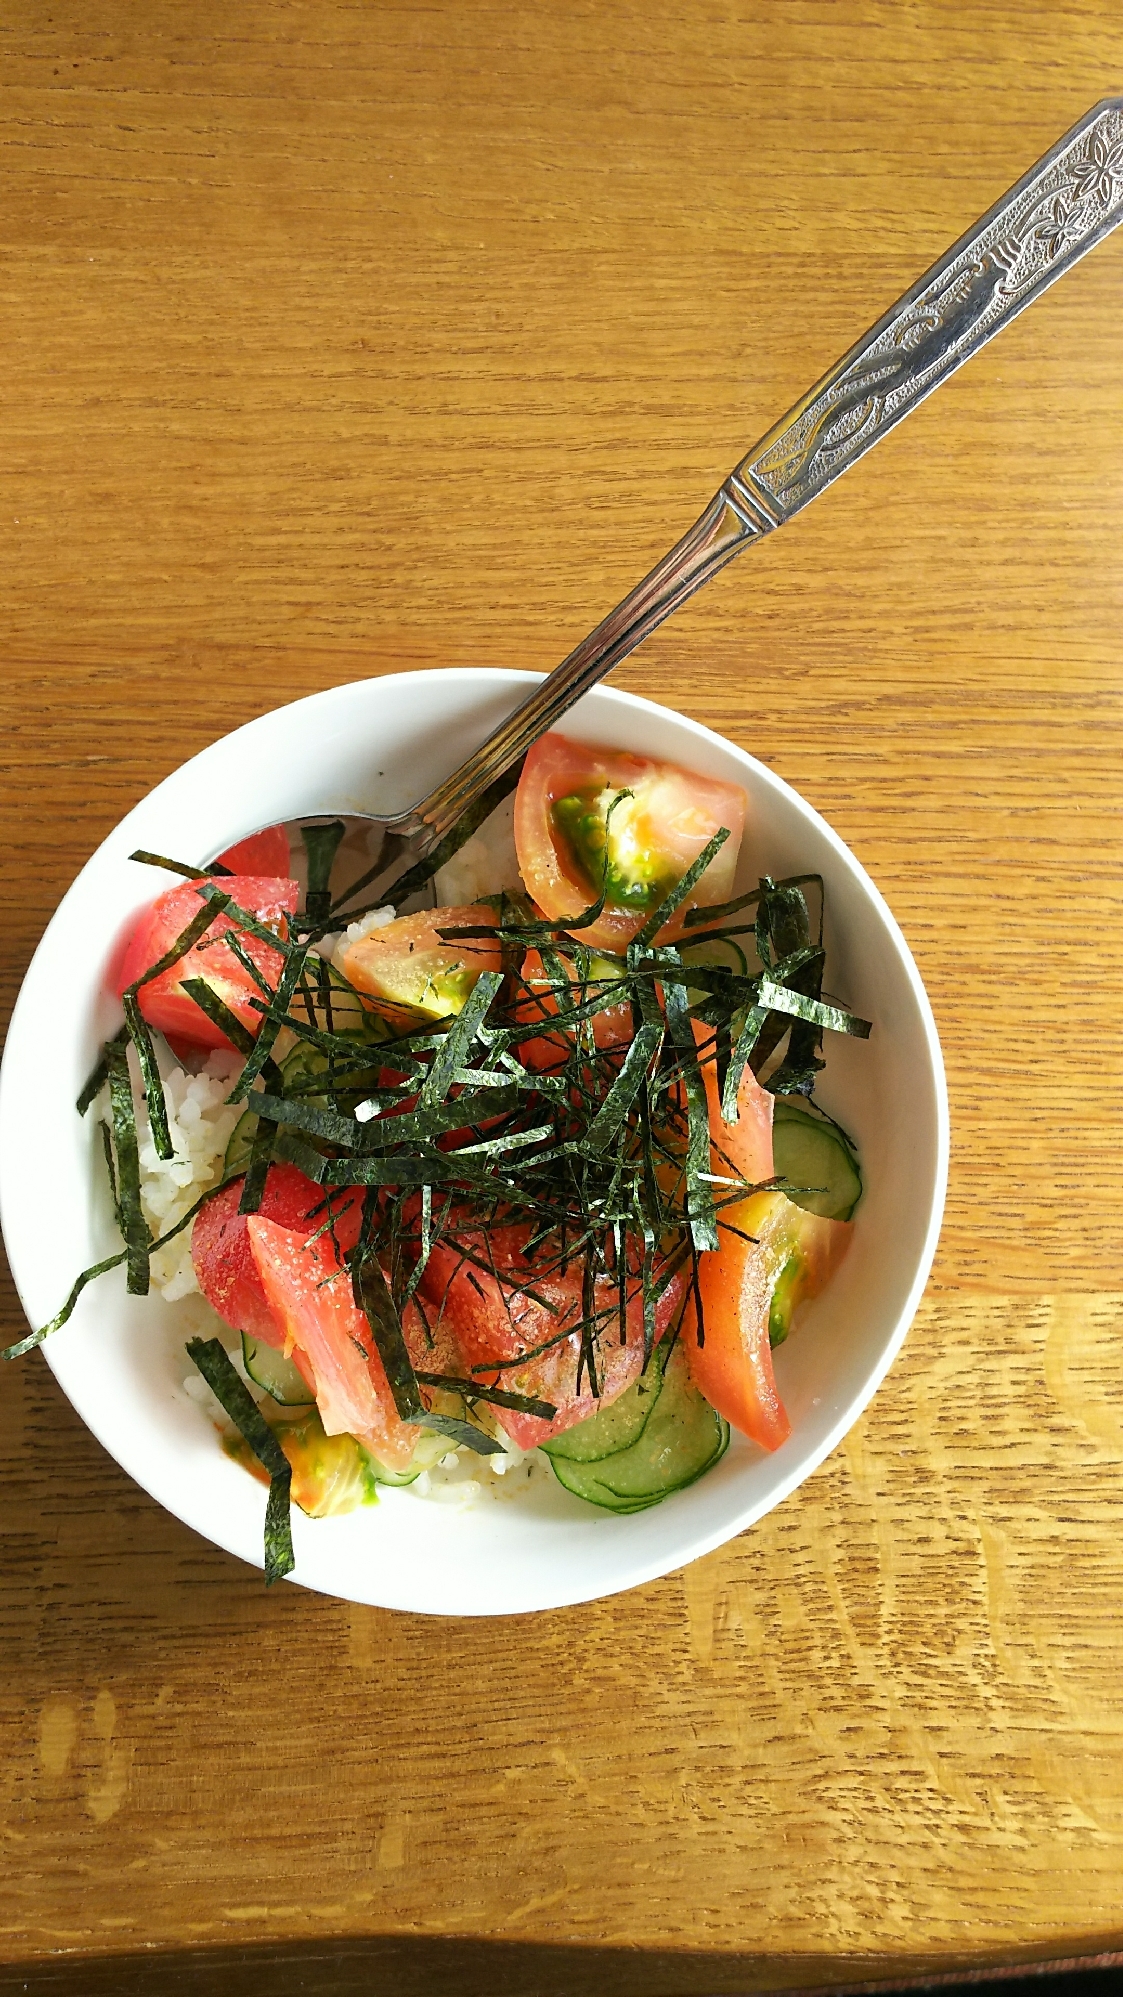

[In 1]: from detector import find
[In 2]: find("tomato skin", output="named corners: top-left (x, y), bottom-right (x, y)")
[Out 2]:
top-left (686, 1189), bottom-right (851, 1450)
top-left (247, 1217), bottom-right (417, 1472)
top-left (514, 734), bottom-right (746, 952)
top-left (213, 826), bottom-right (291, 875)
top-left (191, 1166), bottom-right (363, 1354)
top-left (117, 874), bottom-right (299, 1051)
top-left (339, 906), bottom-right (502, 1020)
top-left (416, 1220), bottom-right (687, 1450)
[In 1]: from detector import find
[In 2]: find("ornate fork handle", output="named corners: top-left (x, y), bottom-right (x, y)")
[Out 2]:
top-left (390, 97), bottom-right (1123, 849)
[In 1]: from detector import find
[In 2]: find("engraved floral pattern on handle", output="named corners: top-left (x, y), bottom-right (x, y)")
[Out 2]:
top-left (743, 102), bottom-right (1123, 515)
top-left (298, 102), bottom-right (1123, 851)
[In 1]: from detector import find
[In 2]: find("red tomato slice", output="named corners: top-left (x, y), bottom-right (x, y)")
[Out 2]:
top-left (247, 1216), bottom-right (417, 1472)
top-left (213, 826), bottom-right (291, 875)
top-left (416, 1220), bottom-right (687, 1450)
top-left (338, 905), bottom-right (502, 1020)
top-left (191, 1165), bottom-right (363, 1353)
top-left (686, 1189), bottom-right (851, 1450)
top-left (117, 874), bottom-right (299, 1052)
top-left (514, 734), bottom-right (747, 952)
top-left (514, 946), bottom-right (633, 1074)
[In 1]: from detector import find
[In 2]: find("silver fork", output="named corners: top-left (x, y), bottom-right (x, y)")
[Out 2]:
top-left (327, 98), bottom-right (1123, 865)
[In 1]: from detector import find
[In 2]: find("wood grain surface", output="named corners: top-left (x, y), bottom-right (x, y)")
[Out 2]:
top-left (3, 4), bottom-right (1123, 1991)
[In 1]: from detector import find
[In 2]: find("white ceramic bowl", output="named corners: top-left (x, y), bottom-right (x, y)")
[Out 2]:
top-left (0, 671), bottom-right (948, 1615)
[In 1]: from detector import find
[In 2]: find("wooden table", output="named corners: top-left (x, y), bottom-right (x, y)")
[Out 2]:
top-left (3, 5), bottom-right (1123, 1992)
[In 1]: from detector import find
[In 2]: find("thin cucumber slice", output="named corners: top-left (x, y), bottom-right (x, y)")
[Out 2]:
top-left (364, 1455), bottom-right (422, 1488)
top-left (225, 1108), bottom-right (258, 1177)
top-left (542, 1344), bottom-right (667, 1463)
top-left (224, 1037), bottom-right (383, 1178)
top-left (241, 1332), bottom-right (314, 1407)
top-left (365, 1427), bottom-right (455, 1487)
top-left (548, 1345), bottom-right (729, 1513)
top-left (278, 1037), bottom-right (384, 1112)
top-left (772, 1100), bottom-right (862, 1221)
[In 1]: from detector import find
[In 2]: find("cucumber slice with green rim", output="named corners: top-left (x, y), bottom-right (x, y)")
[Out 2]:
top-left (277, 1037), bottom-right (384, 1113)
top-left (223, 1036), bottom-right (386, 1178)
top-left (241, 1332), bottom-right (314, 1407)
top-left (542, 1344), bottom-right (667, 1463)
top-left (772, 1100), bottom-right (862, 1221)
top-left (225, 1107), bottom-right (258, 1177)
top-left (366, 1425), bottom-right (459, 1487)
top-left (547, 1344), bottom-right (729, 1513)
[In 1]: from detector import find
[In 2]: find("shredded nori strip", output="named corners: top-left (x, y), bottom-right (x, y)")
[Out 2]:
top-left (414, 1373), bottom-right (557, 1421)
top-left (130, 890), bottom-right (232, 985)
top-left (76, 1025), bottom-right (129, 1116)
top-left (416, 1412), bottom-right (505, 1457)
top-left (351, 1250), bottom-right (424, 1421)
top-left (177, 978), bottom-right (255, 1059)
top-left (631, 826), bottom-right (730, 952)
top-left (755, 979), bottom-right (870, 1037)
top-left (192, 879), bottom-right (295, 957)
top-left (186, 1336), bottom-right (294, 1584)
top-left (99, 1119), bottom-right (123, 1232)
top-left (228, 941), bottom-right (312, 1102)
top-left (0, 1250), bottom-right (129, 1360)
top-left (5, 1175), bottom-right (239, 1361)
top-left (681, 872), bottom-right (822, 930)
top-left (118, 893), bottom-right (234, 1161)
top-left (581, 1021), bottom-right (662, 1153)
top-left (239, 1111), bottom-right (276, 1216)
top-left (419, 971), bottom-right (503, 1108)
top-left (107, 1039), bottom-right (151, 1296)
top-left (660, 957), bottom-right (718, 1253)
top-left (129, 848), bottom-right (210, 880)
top-left (721, 1003), bottom-right (769, 1121)
top-left (120, 993), bottom-right (175, 1163)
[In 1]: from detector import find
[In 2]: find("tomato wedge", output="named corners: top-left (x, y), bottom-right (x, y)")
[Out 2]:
top-left (686, 1189), bottom-right (851, 1450)
top-left (117, 874), bottom-right (299, 1052)
top-left (514, 734), bottom-right (746, 952)
top-left (338, 905), bottom-right (502, 1019)
top-left (192, 1165), bottom-right (363, 1353)
top-left (416, 1220), bottom-right (687, 1450)
top-left (681, 1034), bottom-right (849, 1449)
top-left (247, 1216), bottom-right (417, 1473)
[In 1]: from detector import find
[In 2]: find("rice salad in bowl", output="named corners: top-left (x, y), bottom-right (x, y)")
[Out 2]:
top-left (0, 672), bottom-right (947, 1616)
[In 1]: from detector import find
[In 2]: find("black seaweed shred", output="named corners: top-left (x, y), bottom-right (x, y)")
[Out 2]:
top-left (77, 1025), bottom-right (129, 1117)
top-left (186, 1337), bottom-right (294, 1584)
top-left (107, 1038), bottom-right (151, 1296)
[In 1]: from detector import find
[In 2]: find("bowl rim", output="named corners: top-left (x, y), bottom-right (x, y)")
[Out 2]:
top-left (0, 668), bottom-right (949, 1613)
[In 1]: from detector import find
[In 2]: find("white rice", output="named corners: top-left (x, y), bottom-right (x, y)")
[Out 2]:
top-left (433, 793), bottom-right (520, 905)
